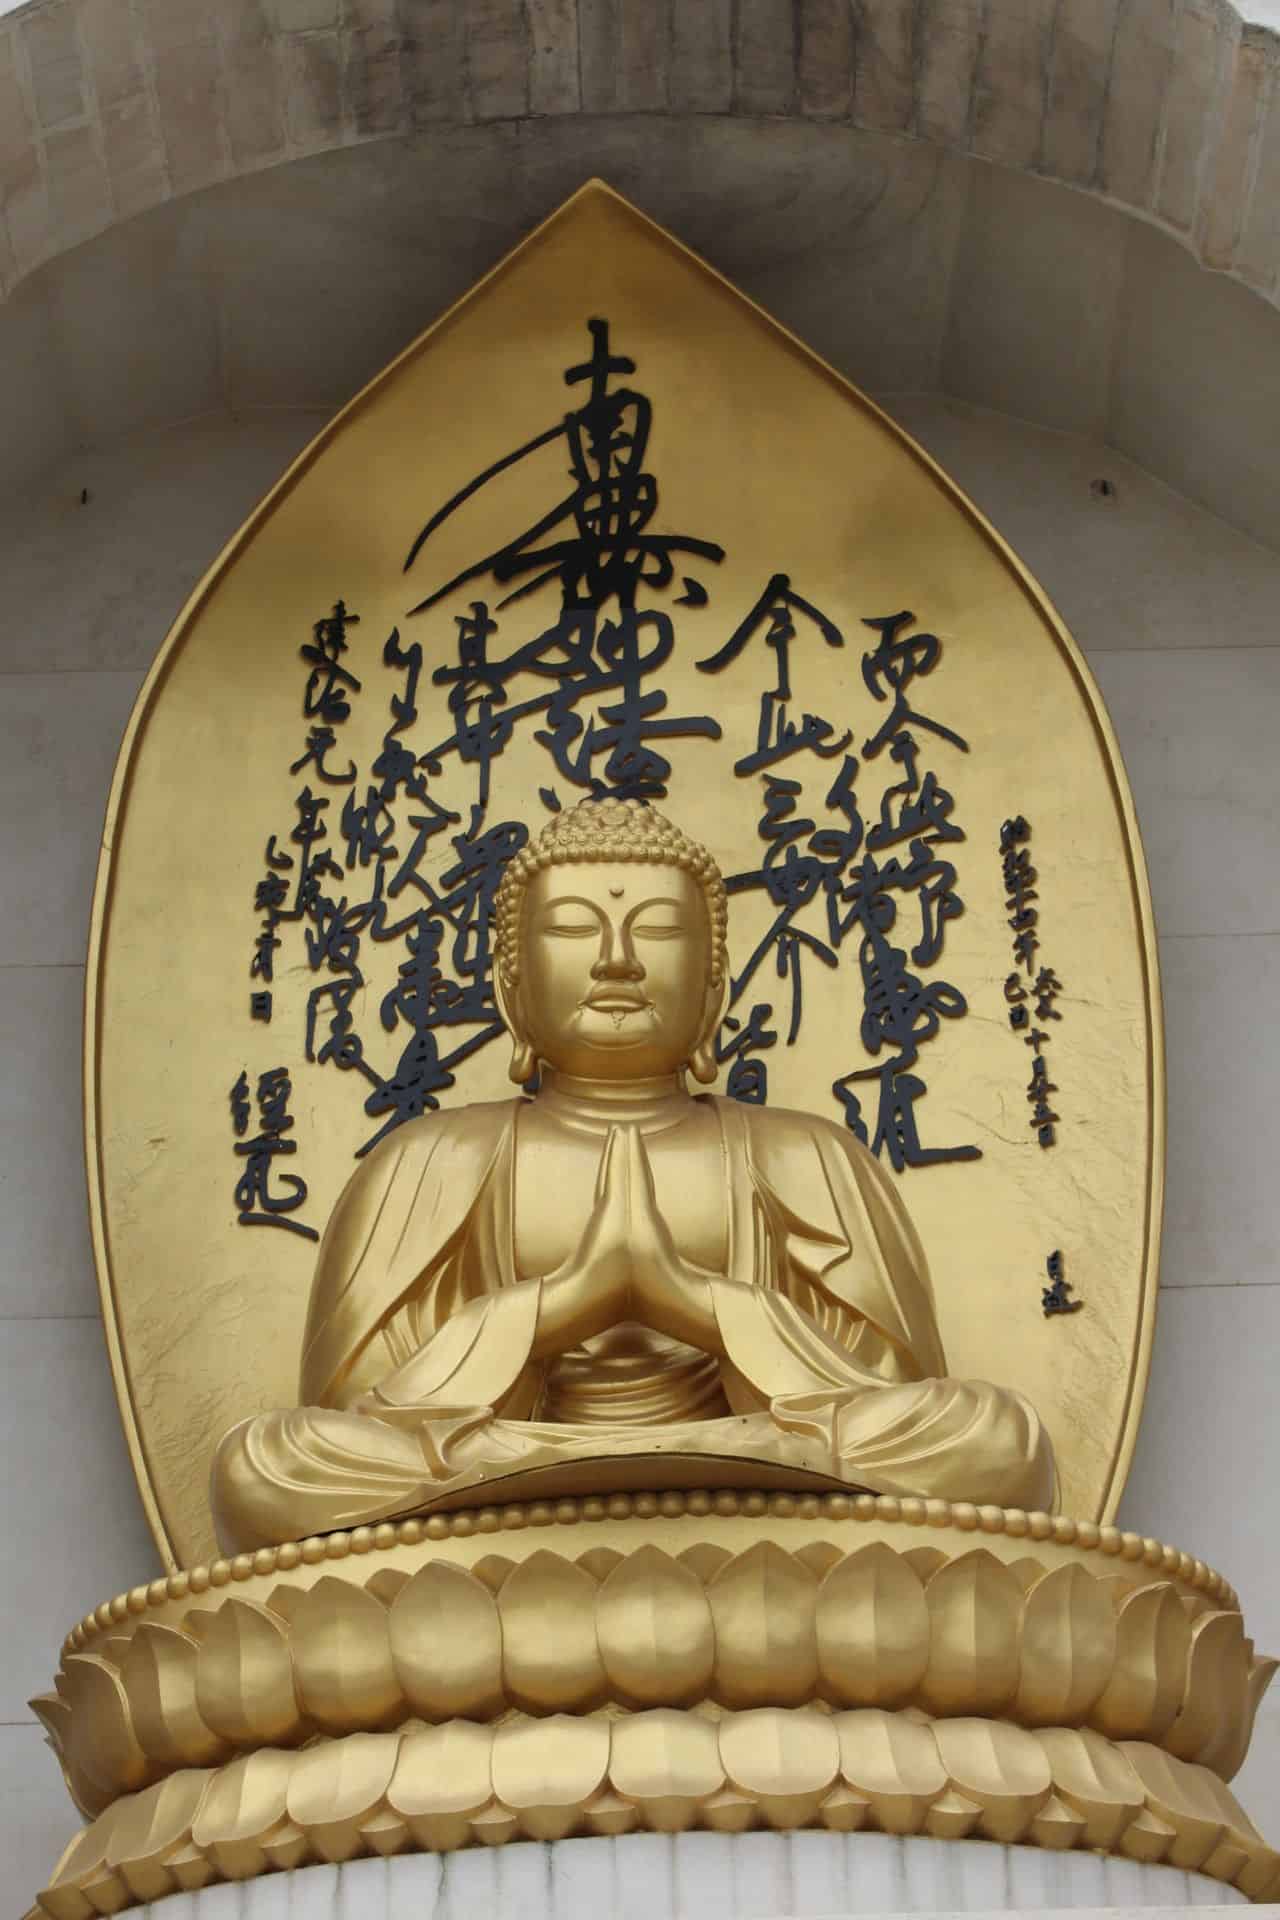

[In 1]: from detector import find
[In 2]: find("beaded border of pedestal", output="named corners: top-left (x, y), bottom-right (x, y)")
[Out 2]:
top-left (62, 1492), bottom-right (1240, 1654)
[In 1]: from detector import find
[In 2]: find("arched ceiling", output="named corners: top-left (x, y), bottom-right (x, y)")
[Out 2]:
top-left (1, 0), bottom-right (1278, 303)
top-left (2, 0), bottom-right (1280, 553)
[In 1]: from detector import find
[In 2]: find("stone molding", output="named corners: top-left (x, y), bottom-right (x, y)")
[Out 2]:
top-left (1, 0), bottom-right (1280, 308)
top-left (36, 1837), bottom-right (1251, 1920)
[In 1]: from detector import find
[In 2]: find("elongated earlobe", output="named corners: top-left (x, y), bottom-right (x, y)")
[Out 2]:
top-left (509, 1038), bottom-right (538, 1086)
top-left (689, 970), bottom-right (729, 1085)
top-left (688, 1037), bottom-right (718, 1085)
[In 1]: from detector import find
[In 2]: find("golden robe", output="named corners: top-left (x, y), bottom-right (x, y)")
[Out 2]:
top-left (213, 1097), bottom-right (1054, 1550)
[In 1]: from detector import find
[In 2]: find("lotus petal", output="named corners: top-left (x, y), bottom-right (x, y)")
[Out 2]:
top-left (1211, 1651), bottom-right (1280, 1782)
top-left (932, 1717), bottom-right (1051, 1842)
top-left (1118, 1742), bottom-right (1224, 1871)
top-left (290, 1576), bottom-right (402, 1731)
top-left (121, 1624), bottom-right (228, 1770)
top-left (389, 1720), bottom-right (494, 1850)
top-left (835, 1708), bottom-right (946, 1833)
top-left (191, 1747), bottom-right (294, 1878)
top-left (105, 1769), bottom-right (209, 1877)
top-left (707, 1541), bottom-right (818, 1707)
top-left (1167, 1611), bottom-right (1248, 1766)
top-left (493, 1714), bottom-right (611, 1839)
top-left (196, 1596), bottom-right (303, 1746)
top-left (388, 1561), bottom-right (503, 1719)
top-left (719, 1707), bottom-right (839, 1827)
top-left (1092, 1583), bottom-right (1191, 1743)
top-left (287, 1731), bottom-right (400, 1863)
top-left (58, 1653), bottom-right (151, 1805)
top-left (609, 1706), bottom-right (724, 1831)
top-left (498, 1550), bottom-right (605, 1711)
top-left (596, 1547), bottom-right (714, 1706)
top-left (815, 1543), bottom-right (928, 1708)
top-left (1015, 1563), bottom-right (1116, 1726)
top-left (919, 1550), bottom-right (1021, 1715)
top-left (1037, 1724), bottom-right (1144, 1849)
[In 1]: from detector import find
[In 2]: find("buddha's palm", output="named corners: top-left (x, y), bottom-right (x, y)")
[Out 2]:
top-left (538, 1125), bottom-right (722, 1360)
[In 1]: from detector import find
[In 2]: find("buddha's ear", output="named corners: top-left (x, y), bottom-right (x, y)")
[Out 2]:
top-left (493, 964), bottom-right (538, 1086)
top-left (688, 965), bottom-right (730, 1086)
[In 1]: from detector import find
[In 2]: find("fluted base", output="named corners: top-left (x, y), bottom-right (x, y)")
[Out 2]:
top-left (123, 1836), bottom-right (1249, 1916)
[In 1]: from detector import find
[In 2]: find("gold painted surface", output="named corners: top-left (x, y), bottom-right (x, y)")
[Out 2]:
top-left (33, 1500), bottom-right (1276, 1909)
top-left (86, 181), bottom-right (1163, 1568)
top-left (210, 796), bottom-right (1055, 1552)
top-left (34, 1510), bottom-right (1273, 1816)
top-left (32, 1712), bottom-right (1280, 1911)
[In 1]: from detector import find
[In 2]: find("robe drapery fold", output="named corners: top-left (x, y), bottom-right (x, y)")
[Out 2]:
top-left (213, 1097), bottom-right (1054, 1552)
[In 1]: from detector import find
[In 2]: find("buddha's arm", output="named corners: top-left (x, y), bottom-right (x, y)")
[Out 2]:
top-left (355, 1260), bottom-right (631, 1418)
top-left (354, 1126), bottom-right (643, 1417)
top-left (624, 1117), bottom-right (941, 1401)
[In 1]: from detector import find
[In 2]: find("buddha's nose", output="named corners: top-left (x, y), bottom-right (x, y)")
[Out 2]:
top-left (591, 930), bottom-right (644, 979)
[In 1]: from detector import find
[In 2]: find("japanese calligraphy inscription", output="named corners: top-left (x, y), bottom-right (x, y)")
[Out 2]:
top-left (86, 183), bottom-right (1162, 1566)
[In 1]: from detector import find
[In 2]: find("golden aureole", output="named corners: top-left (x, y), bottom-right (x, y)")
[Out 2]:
top-left (33, 184), bottom-right (1274, 1913)
top-left (87, 181), bottom-right (1165, 1567)
top-left (211, 796), bottom-right (1054, 1552)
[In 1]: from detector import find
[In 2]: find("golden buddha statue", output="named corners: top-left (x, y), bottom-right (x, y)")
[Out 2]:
top-left (213, 798), bottom-right (1054, 1551)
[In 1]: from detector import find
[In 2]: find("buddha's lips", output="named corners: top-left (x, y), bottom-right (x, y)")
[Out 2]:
top-left (581, 990), bottom-right (653, 1014)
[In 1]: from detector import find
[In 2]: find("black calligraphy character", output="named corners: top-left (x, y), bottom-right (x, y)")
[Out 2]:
top-left (352, 823), bottom-right (529, 1153)
top-left (290, 788), bottom-right (342, 905)
top-left (1004, 971), bottom-right (1029, 1031)
top-left (1042, 1250), bottom-right (1082, 1316)
top-left (383, 628), bottom-right (422, 734)
top-left (290, 724), bottom-right (357, 786)
top-left (359, 915), bottom-right (461, 1152)
top-left (387, 795), bottom-right (464, 902)
top-left (229, 1070), bottom-right (251, 1136)
top-left (1027, 1052), bottom-right (1059, 1146)
top-left (861, 612), bottom-right (969, 760)
top-left (251, 923), bottom-right (281, 984)
top-left (717, 1002), bottom-right (778, 1106)
top-left (724, 777), bottom-right (841, 1043)
top-left (697, 574), bottom-right (851, 777)
top-left (301, 601), bottom-right (361, 723)
top-left (540, 608), bottom-right (720, 800)
top-left (404, 319), bottom-right (725, 802)
top-left (869, 839), bottom-right (965, 968)
top-left (229, 1066), bottom-right (318, 1241)
top-left (405, 318), bottom-right (724, 614)
top-left (1033, 966), bottom-right (1064, 1022)
top-left (828, 851), bottom-right (979, 1171)
top-left (340, 787), bottom-right (398, 870)
top-left (370, 734), bottom-right (427, 806)
top-left (306, 975), bottom-right (376, 1082)
top-left (866, 733), bottom-right (964, 850)
top-left (431, 600), bottom-right (516, 817)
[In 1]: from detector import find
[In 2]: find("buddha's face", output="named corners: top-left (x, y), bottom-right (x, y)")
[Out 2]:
top-left (512, 860), bottom-right (719, 1080)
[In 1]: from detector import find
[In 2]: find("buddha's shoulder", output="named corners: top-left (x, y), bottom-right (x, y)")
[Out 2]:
top-left (704, 1094), bottom-right (864, 1168)
top-left (353, 1098), bottom-right (522, 1180)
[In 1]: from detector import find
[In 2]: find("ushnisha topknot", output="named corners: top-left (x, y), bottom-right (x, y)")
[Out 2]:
top-left (494, 796), bottom-right (729, 994)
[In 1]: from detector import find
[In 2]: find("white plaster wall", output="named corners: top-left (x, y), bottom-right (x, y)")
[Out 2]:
top-left (2, 397), bottom-right (1278, 1901)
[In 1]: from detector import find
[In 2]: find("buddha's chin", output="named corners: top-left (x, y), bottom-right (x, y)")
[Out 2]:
top-left (546, 1023), bottom-right (688, 1079)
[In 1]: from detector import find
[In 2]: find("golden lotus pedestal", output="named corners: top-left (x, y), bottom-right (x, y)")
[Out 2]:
top-left (30, 1490), bottom-right (1279, 1914)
